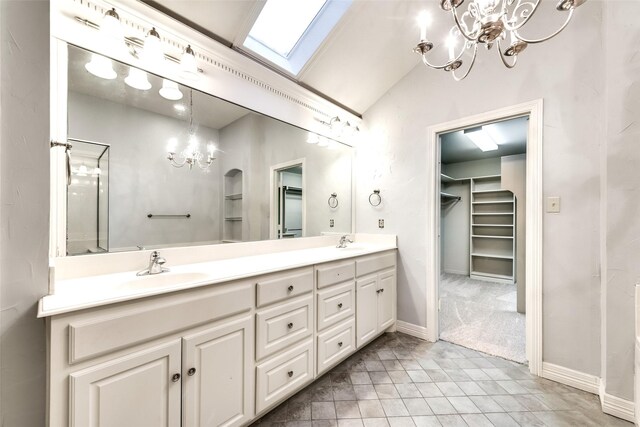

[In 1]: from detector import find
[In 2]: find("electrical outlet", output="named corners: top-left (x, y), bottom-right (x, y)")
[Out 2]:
top-left (329, 219), bottom-right (334, 228)
top-left (546, 196), bottom-right (561, 213)
top-left (378, 219), bottom-right (384, 228)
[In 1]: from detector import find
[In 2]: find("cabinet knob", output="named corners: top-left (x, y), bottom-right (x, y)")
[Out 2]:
top-left (288, 285), bottom-right (294, 292)
top-left (376, 289), bottom-right (381, 294)
top-left (338, 341), bottom-right (343, 347)
top-left (338, 303), bottom-right (343, 309)
top-left (171, 373), bottom-right (181, 382)
top-left (288, 370), bottom-right (294, 378)
top-left (188, 367), bottom-right (196, 376)
top-left (288, 322), bottom-right (294, 329)
top-left (380, 288), bottom-right (384, 293)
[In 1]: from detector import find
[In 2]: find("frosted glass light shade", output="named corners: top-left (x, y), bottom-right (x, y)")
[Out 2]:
top-left (180, 45), bottom-right (199, 80)
top-left (142, 27), bottom-right (165, 68)
top-left (159, 79), bottom-right (183, 100)
top-left (85, 53), bottom-right (117, 80)
top-left (125, 68), bottom-right (152, 90)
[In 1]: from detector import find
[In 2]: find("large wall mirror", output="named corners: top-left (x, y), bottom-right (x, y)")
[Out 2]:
top-left (65, 45), bottom-right (352, 256)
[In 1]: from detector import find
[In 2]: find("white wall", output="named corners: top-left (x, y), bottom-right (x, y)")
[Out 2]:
top-left (602, 0), bottom-right (640, 401)
top-left (356, 1), bottom-right (604, 380)
top-left (442, 157), bottom-right (500, 179)
top-left (0, 2), bottom-right (49, 426)
top-left (68, 92), bottom-right (222, 251)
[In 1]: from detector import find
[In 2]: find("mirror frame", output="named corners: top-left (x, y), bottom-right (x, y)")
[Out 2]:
top-left (50, 0), bottom-right (360, 259)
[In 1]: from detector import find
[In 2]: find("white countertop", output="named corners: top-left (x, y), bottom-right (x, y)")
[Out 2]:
top-left (38, 241), bottom-right (396, 318)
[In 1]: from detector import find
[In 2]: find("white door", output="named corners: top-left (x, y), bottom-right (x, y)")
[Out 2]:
top-left (69, 340), bottom-right (182, 427)
top-left (182, 316), bottom-right (254, 427)
top-left (377, 269), bottom-right (396, 331)
top-left (356, 275), bottom-right (378, 347)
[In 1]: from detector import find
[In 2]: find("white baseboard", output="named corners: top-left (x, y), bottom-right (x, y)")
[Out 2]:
top-left (442, 269), bottom-right (468, 276)
top-left (541, 362), bottom-right (600, 395)
top-left (599, 383), bottom-right (635, 423)
top-left (396, 321), bottom-right (430, 341)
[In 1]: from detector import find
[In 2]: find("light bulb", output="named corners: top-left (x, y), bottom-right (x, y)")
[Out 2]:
top-left (445, 34), bottom-right (458, 61)
top-left (180, 45), bottom-right (199, 81)
top-left (207, 143), bottom-right (215, 156)
top-left (159, 79), bottom-right (183, 100)
top-left (124, 67), bottom-right (151, 90)
top-left (142, 27), bottom-right (164, 68)
top-left (417, 11), bottom-right (432, 41)
top-left (85, 53), bottom-right (117, 80)
top-left (167, 137), bottom-right (178, 153)
top-left (306, 133), bottom-right (319, 144)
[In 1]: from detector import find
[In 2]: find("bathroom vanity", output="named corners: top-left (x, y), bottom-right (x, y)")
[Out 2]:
top-left (40, 236), bottom-right (397, 427)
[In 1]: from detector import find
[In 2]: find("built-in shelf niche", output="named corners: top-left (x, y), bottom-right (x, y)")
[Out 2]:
top-left (470, 176), bottom-right (516, 284)
top-left (223, 169), bottom-right (243, 243)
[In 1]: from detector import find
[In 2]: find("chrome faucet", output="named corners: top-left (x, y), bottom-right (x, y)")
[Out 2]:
top-left (336, 235), bottom-right (353, 248)
top-left (137, 251), bottom-right (169, 276)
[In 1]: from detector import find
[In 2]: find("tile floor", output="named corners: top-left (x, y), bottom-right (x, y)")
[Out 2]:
top-left (252, 333), bottom-right (631, 427)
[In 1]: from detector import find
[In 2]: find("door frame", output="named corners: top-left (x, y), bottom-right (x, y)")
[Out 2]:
top-left (425, 99), bottom-right (544, 375)
top-left (269, 158), bottom-right (306, 240)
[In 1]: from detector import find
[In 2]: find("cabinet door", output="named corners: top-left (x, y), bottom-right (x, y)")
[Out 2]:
top-left (377, 269), bottom-right (396, 331)
top-left (182, 316), bottom-right (254, 427)
top-left (69, 340), bottom-right (182, 427)
top-left (356, 275), bottom-right (378, 347)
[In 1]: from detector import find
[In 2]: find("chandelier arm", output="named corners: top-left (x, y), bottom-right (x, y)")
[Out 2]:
top-left (496, 39), bottom-right (518, 69)
top-left (503, 0), bottom-right (542, 32)
top-left (420, 38), bottom-right (470, 70)
top-left (513, 7), bottom-right (575, 44)
top-left (452, 43), bottom-right (479, 81)
top-left (450, 5), bottom-right (477, 42)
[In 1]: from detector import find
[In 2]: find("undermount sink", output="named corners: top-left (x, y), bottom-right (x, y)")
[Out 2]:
top-left (336, 244), bottom-right (367, 252)
top-left (114, 271), bottom-right (210, 291)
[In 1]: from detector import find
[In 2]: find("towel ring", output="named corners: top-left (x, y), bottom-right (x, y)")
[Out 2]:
top-left (328, 193), bottom-right (339, 208)
top-left (369, 189), bottom-right (382, 207)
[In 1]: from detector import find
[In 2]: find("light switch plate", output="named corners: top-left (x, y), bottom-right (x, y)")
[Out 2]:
top-left (329, 219), bottom-right (334, 228)
top-left (546, 196), bottom-right (561, 213)
top-left (378, 219), bottom-right (384, 228)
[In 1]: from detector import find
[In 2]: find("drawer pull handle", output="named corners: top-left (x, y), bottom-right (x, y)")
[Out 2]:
top-left (376, 289), bottom-right (381, 294)
top-left (380, 288), bottom-right (384, 293)
top-left (171, 373), bottom-right (181, 382)
top-left (288, 285), bottom-right (294, 292)
top-left (288, 370), bottom-right (294, 378)
top-left (338, 341), bottom-right (343, 347)
top-left (288, 322), bottom-right (294, 329)
top-left (187, 368), bottom-right (196, 376)
top-left (338, 303), bottom-right (343, 309)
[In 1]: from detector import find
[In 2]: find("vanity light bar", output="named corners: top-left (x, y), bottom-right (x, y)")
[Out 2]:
top-left (73, 15), bottom-right (204, 74)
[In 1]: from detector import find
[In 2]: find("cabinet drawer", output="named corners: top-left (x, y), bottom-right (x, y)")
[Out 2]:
top-left (316, 260), bottom-right (355, 289)
top-left (256, 339), bottom-right (313, 414)
top-left (317, 281), bottom-right (355, 331)
top-left (256, 267), bottom-right (313, 307)
top-left (256, 295), bottom-right (313, 360)
top-left (317, 318), bottom-right (356, 375)
top-left (68, 280), bottom-right (253, 364)
top-left (356, 252), bottom-right (396, 277)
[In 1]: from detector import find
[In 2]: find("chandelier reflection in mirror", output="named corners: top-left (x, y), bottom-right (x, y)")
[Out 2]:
top-left (167, 90), bottom-right (216, 171)
top-left (413, 0), bottom-right (586, 81)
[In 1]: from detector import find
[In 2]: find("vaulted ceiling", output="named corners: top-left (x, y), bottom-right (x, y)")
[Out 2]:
top-left (142, 0), bottom-right (432, 115)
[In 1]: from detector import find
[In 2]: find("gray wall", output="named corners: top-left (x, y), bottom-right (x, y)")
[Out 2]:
top-left (441, 180), bottom-right (470, 275)
top-left (69, 91), bottom-right (222, 251)
top-left (0, 1), bottom-right (49, 426)
top-left (355, 1), bottom-right (604, 380)
top-left (442, 157), bottom-right (500, 180)
top-left (603, 0), bottom-right (640, 400)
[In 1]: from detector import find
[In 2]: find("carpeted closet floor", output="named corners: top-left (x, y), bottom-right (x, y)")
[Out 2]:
top-left (439, 273), bottom-right (526, 364)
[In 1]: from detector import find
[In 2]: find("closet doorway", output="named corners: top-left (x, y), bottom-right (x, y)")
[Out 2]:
top-left (439, 117), bottom-right (528, 363)
top-left (425, 100), bottom-right (544, 375)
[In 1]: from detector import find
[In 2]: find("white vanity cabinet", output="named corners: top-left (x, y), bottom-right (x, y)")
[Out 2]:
top-left (355, 252), bottom-right (397, 348)
top-left (47, 280), bottom-right (255, 427)
top-left (45, 249), bottom-right (397, 427)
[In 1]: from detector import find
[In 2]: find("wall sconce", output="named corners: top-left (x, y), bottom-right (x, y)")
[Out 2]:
top-left (319, 116), bottom-right (360, 139)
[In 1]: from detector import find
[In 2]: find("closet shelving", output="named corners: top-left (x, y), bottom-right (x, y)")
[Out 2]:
top-left (469, 176), bottom-right (516, 284)
top-left (223, 169), bottom-right (244, 243)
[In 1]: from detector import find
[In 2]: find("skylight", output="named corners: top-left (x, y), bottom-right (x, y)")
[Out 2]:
top-left (249, 0), bottom-right (327, 58)
top-left (241, 0), bottom-right (352, 76)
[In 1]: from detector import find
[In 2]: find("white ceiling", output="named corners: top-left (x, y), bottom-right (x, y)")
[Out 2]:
top-left (440, 116), bottom-right (528, 164)
top-left (68, 44), bottom-right (249, 130)
top-left (142, 0), bottom-right (435, 114)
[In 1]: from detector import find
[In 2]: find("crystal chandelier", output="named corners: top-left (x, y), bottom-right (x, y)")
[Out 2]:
top-left (413, 0), bottom-right (586, 81)
top-left (167, 90), bottom-right (215, 170)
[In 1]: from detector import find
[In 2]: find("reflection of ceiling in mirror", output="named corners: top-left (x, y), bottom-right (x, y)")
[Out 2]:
top-left (68, 45), bottom-right (249, 130)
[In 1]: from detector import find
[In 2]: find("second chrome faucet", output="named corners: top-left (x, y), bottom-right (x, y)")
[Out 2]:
top-left (137, 251), bottom-right (169, 276)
